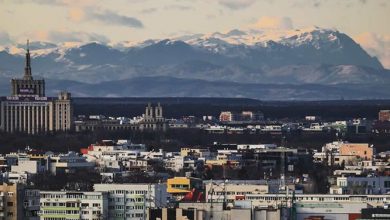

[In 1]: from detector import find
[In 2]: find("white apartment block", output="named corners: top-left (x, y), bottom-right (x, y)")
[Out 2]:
top-left (330, 176), bottom-right (390, 195)
top-left (94, 183), bottom-right (168, 220)
top-left (164, 156), bottom-right (184, 172)
top-left (246, 194), bottom-right (390, 208)
top-left (205, 181), bottom-right (269, 203)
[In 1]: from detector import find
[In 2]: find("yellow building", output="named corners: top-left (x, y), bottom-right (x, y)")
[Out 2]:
top-left (167, 177), bottom-right (191, 194)
top-left (167, 177), bottom-right (202, 200)
top-left (180, 147), bottom-right (211, 158)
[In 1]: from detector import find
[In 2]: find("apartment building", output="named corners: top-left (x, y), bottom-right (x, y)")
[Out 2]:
top-left (39, 191), bottom-right (108, 220)
top-left (205, 180), bottom-right (269, 203)
top-left (94, 183), bottom-right (168, 220)
top-left (330, 176), bottom-right (390, 195)
top-left (0, 183), bottom-right (24, 220)
top-left (340, 143), bottom-right (374, 160)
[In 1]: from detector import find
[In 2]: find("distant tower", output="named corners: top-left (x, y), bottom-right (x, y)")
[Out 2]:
top-left (11, 40), bottom-right (45, 97)
top-left (280, 136), bottom-right (286, 192)
top-left (24, 40), bottom-right (33, 80)
top-left (155, 102), bottom-right (163, 121)
top-left (145, 103), bottom-right (153, 122)
top-left (54, 91), bottom-right (73, 131)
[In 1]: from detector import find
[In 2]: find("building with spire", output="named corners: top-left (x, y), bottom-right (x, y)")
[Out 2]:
top-left (10, 40), bottom-right (45, 97)
top-left (0, 40), bottom-right (73, 134)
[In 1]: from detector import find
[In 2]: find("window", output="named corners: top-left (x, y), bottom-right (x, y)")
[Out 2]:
top-left (385, 181), bottom-right (390, 188)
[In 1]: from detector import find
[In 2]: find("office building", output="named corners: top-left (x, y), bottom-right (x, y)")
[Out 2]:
top-left (0, 41), bottom-right (72, 134)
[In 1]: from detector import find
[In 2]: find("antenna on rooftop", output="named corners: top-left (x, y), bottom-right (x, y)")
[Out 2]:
top-left (280, 136), bottom-right (286, 191)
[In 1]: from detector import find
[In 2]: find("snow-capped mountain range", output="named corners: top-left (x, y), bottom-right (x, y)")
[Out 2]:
top-left (0, 27), bottom-right (388, 100)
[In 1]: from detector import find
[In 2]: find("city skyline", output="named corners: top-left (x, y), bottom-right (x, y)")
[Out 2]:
top-left (0, 1), bottom-right (389, 220)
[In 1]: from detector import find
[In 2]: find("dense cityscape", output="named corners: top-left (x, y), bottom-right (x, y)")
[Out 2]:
top-left (1, 1), bottom-right (390, 220)
top-left (0, 45), bottom-right (389, 220)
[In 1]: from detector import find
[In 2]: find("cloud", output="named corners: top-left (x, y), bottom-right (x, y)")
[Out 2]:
top-left (12, 0), bottom-right (95, 7)
top-left (218, 0), bottom-right (256, 10)
top-left (0, 31), bottom-right (13, 45)
top-left (68, 8), bottom-right (85, 22)
top-left (164, 5), bottom-right (194, 11)
top-left (140, 7), bottom-right (158, 14)
top-left (48, 31), bottom-right (110, 43)
top-left (249, 16), bottom-right (294, 30)
top-left (354, 32), bottom-right (390, 69)
top-left (30, 30), bottom-right (49, 42)
top-left (12, 0), bottom-right (65, 5)
top-left (21, 30), bottom-right (110, 44)
top-left (11, 0), bottom-right (143, 28)
top-left (313, 0), bottom-right (321, 7)
top-left (86, 9), bottom-right (144, 28)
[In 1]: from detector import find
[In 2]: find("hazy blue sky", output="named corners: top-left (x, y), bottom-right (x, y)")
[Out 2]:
top-left (0, 0), bottom-right (389, 67)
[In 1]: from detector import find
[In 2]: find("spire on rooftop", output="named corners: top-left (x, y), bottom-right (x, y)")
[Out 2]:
top-left (24, 39), bottom-right (33, 80)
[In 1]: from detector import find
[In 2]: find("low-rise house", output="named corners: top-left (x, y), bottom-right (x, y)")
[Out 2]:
top-left (5, 172), bottom-right (28, 184)
top-left (47, 152), bottom-right (95, 175)
top-left (140, 150), bottom-right (164, 160)
top-left (122, 158), bottom-right (148, 171)
top-left (180, 147), bottom-right (212, 159)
